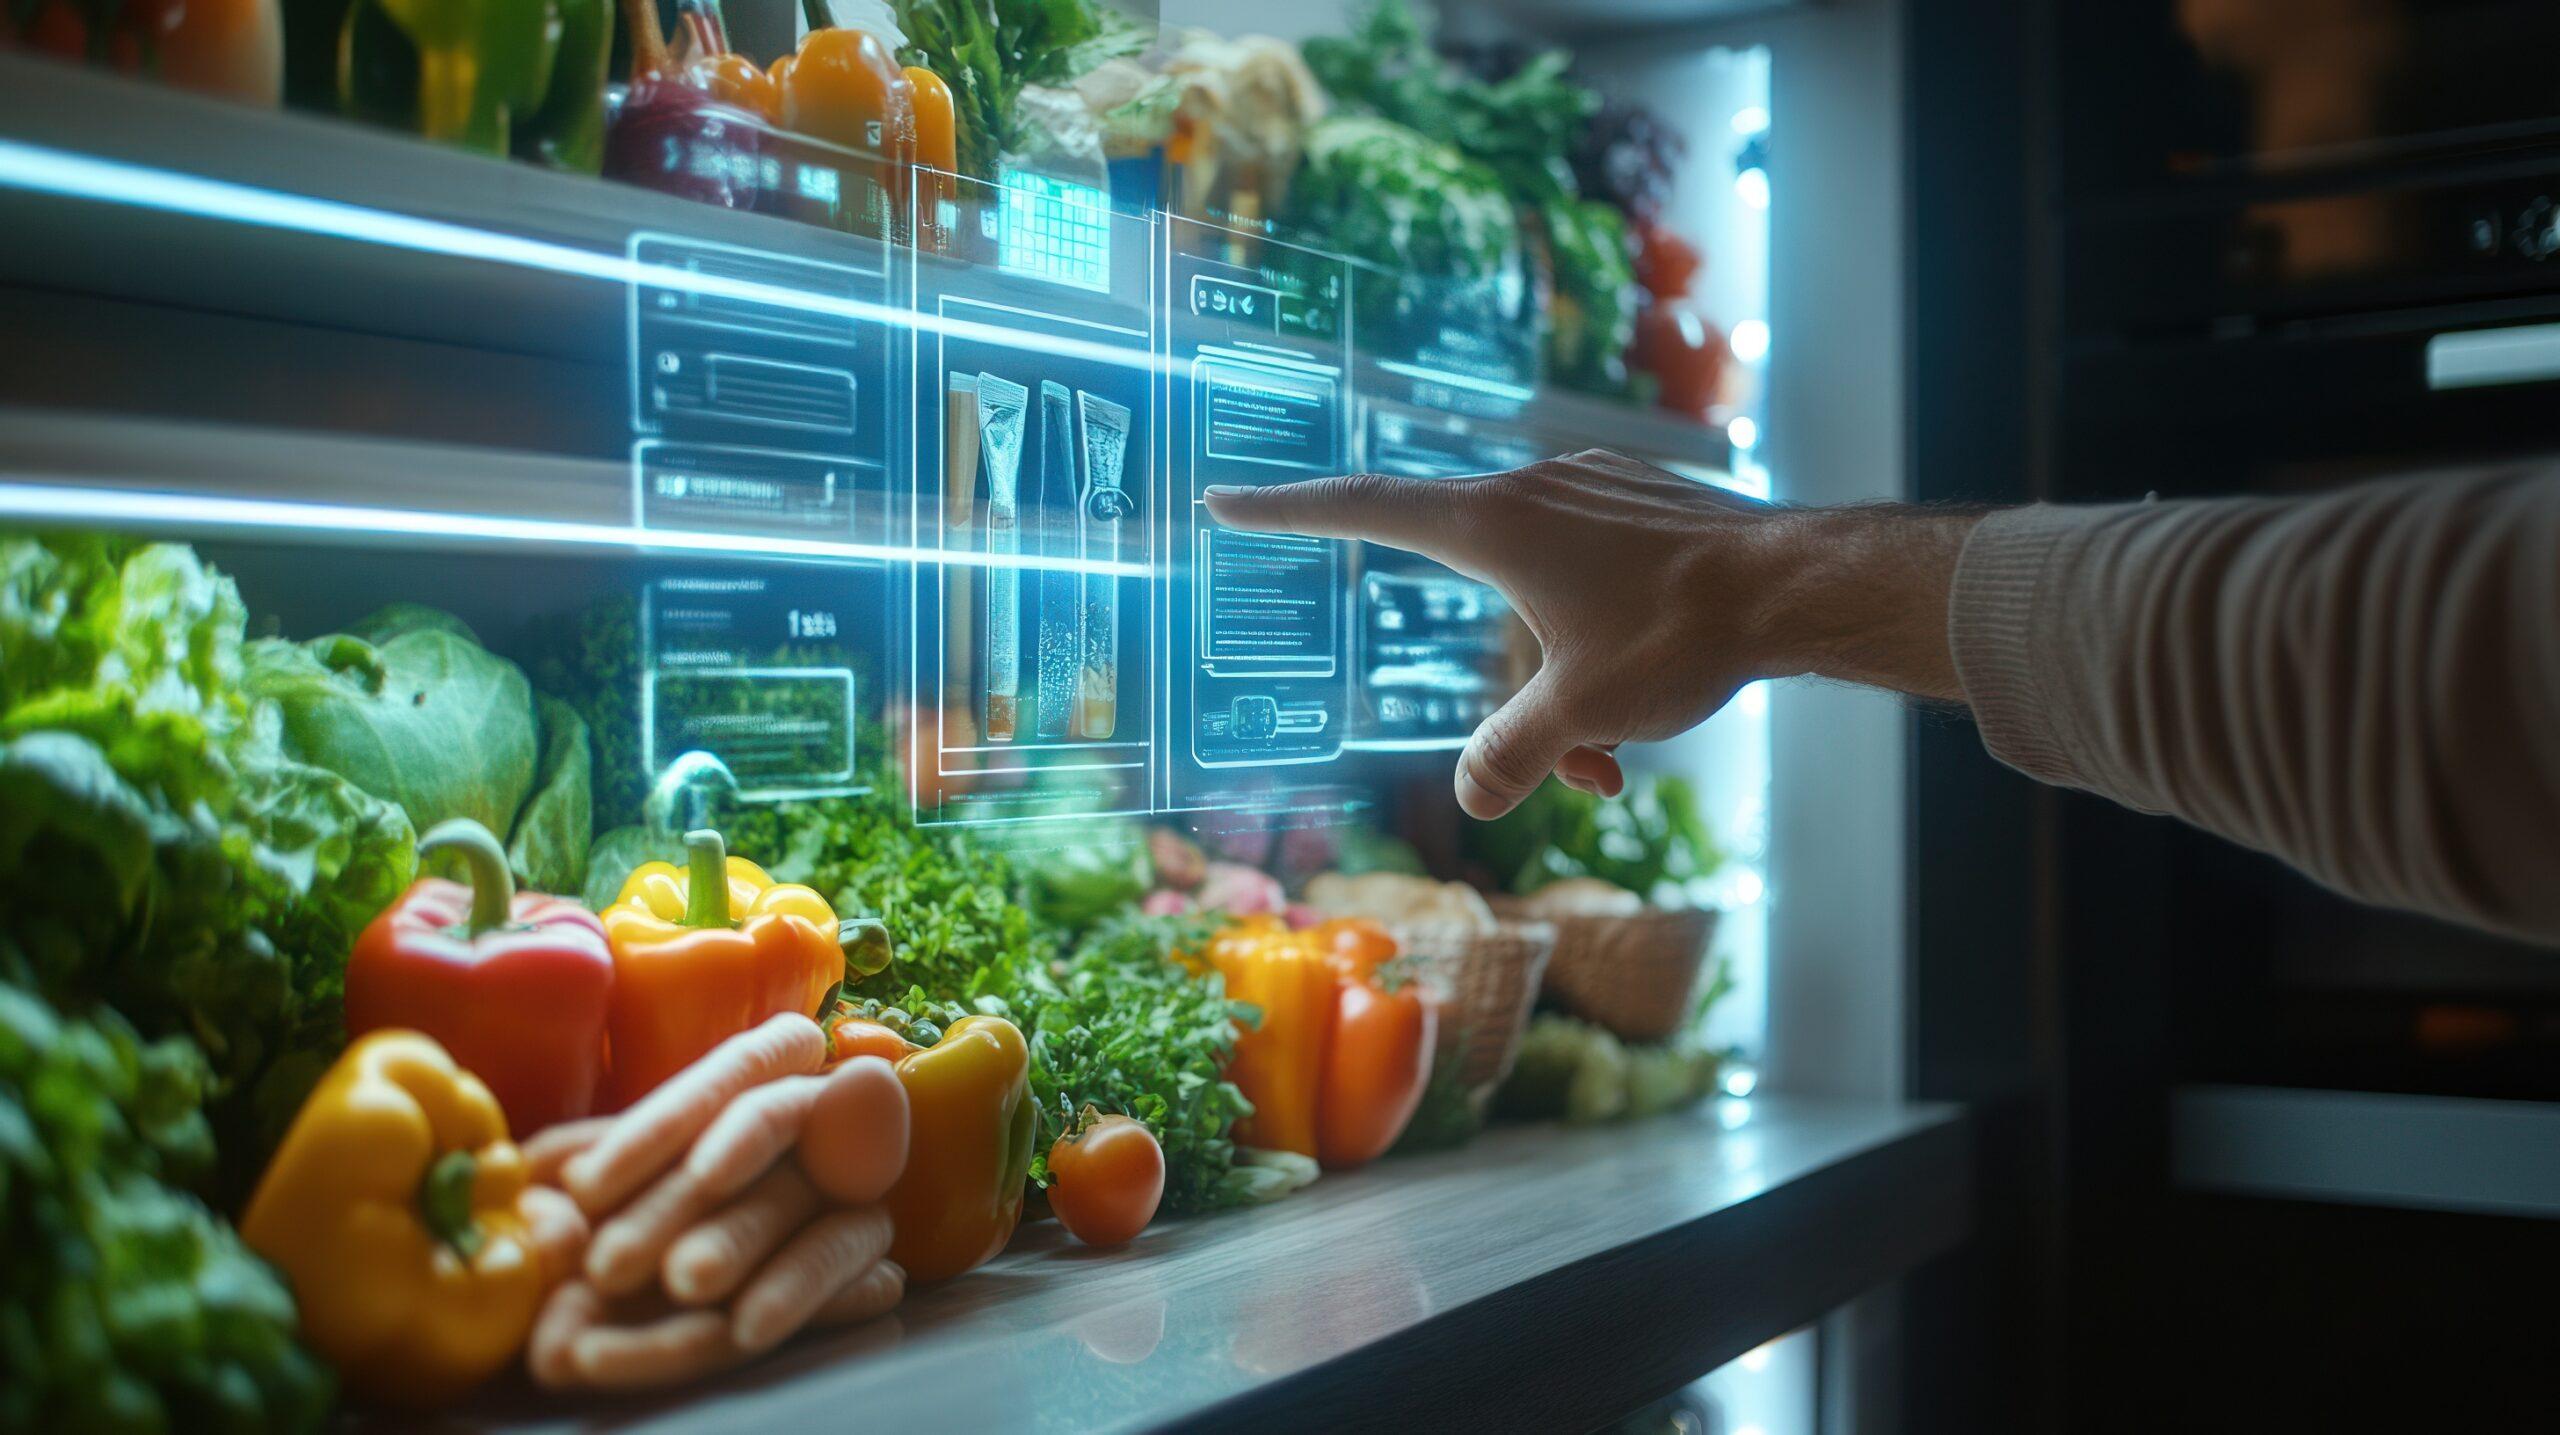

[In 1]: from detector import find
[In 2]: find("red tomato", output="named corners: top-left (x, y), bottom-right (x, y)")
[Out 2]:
top-left (1635, 303), bottom-right (1728, 421)
top-left (1047, 1114), bottom-right (1165, 1247)
top-left (1634, 220), bottom-right (1704, 302)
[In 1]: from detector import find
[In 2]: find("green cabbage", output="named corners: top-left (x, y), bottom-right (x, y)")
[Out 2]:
top-left (245, 602), bottom-right (593, 896)
top-left (243, 603), bottom-right (538, 839)
top-left (507, 695), bottom-right (594, 896)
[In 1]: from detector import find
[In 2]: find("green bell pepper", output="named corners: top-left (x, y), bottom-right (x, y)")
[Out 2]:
top-left (516, 0), bottom-right (607, 171)
top-left (296, 0), bottom-right (604, 168)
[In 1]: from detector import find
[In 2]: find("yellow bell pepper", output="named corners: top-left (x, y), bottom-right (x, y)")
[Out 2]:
top-left (1208, 916), bottom-right (1338, 1157)
top-left (600, 828), bottom-right (844, 1109)
top-left (240, 1029), bottom-right (543, 1407)
top-left (828, 1005), bottom-right (1034, 1282)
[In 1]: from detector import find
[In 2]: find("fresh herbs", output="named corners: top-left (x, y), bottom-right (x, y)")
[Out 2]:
top-left (721, 788), bottom-right (1050, 1007)
top-left (1017, 913), bottom-right (1256, 1214)
top-left (891, 0), bottom-right (1144, 179)
top-left (1018, 832), bottom-right (1152, 936)
top-left (723, 793), bottom-right (1258, 1214)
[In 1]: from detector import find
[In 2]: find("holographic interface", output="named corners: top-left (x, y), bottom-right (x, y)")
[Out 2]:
top-left (1161, 215), bottom-right (1354, 815)
top-left (0, 135), bottom-right (1541, 830)
top-left (908, 174), bottom-right (1157, 826)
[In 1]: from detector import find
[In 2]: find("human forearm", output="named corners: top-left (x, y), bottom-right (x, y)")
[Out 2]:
top-left (1950, 470), bottom-right (2560, 943)
top-left (1749, 505), bottom-right (1983, 701)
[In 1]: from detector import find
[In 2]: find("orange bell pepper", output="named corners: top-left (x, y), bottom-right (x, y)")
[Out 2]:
top-left (825, 1003), bottom-right (1034, 1282)
top-left (1210, 917), bottom-right (1337, 1157)
top-left (1209, 917), bottom-right (1439, 1170)
top-left (778, 18), bottom-right (910, 234)
top-left (904, 62), bottom-right (955, 248)
top-left (599, 828), bottom-right (842, 1109)
top-left (691, 51), bottom-right (781, 124)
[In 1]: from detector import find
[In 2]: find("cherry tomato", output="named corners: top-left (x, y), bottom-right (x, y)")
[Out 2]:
top-left (1047, 1114), bottom-right (1164, 1247)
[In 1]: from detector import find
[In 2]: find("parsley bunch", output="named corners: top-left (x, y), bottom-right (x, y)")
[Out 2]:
top-left (1018, 913), bottom-right (1258, 1214)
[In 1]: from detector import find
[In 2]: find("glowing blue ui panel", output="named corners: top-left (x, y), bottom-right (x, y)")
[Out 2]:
top-left (1159, 216), bottom-right (1355, 814)
top-left (1348, 272), bottom-right (1539, 751)
top-left (583, 184), bottom-right (1540, 828)
top-left (628, 232), bottom-right (895, 799)
top-left (905, 175), bottom-right (1156, 825)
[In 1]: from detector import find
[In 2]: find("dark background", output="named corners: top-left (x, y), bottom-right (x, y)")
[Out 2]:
top-left (1898, 1), bottom-right (2560, 1428)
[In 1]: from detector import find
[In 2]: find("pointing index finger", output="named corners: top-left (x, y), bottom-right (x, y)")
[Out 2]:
top-left (1202, 472), bottom-right (1474, 566)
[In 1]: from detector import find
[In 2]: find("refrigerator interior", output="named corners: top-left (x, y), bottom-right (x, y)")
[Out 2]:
top-left (0, 0), bottom-right (1944, 1427)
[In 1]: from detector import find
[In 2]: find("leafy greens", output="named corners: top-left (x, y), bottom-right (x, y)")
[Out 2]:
top-left (1299, 0), bottom-right (1637, 394)
top-left (0, 533), bottom-right (416, 1181)
top-left (1467, 773), bottom-right (1725, 905)
top-left (892, 0), bottom-right (1143, 180)
top-left (718, 791), bottom-right (1263, 1213)
top-left (0, 980), bottom-right (332, 1434)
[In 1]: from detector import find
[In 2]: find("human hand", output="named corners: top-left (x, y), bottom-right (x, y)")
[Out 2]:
top-left (518, 1017), bottom-right (911, 1392)
top-left (1204, 449), bottom-right (1978, 819)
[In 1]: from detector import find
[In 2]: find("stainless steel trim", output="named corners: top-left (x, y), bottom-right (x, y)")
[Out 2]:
top-left (2425, 322), bottom-right (2560, 390)
top-left (2173, 1084), bottom-right (2560, 1218)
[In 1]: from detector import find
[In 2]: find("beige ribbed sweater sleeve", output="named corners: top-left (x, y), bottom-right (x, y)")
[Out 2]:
top-left (1949, 468), bottom-right (2560, 946)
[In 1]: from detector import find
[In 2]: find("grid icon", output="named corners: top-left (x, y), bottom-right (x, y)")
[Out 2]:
top-left (997, 170), bottom-right (1111, 292)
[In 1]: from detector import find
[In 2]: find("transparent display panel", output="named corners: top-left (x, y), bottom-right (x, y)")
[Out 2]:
top-left (1160, 215), bottom-right (1356, 816)
top-left (1346, 269), bottom-right (1540, 752)
top-left (607, 107), bottom-right (899, 240)
top-left (906, 173), bottom-right (1156, 826)
top-left (627, 229), bottom-right (892, 806)
top-left (641, 568), bottom-right (875, 802)
top-left (628, 233), bottom-right (893, 545)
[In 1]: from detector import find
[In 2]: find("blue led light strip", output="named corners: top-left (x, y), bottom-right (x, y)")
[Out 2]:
top-left (0, 478), bottom-right (1148, 577)
top-left (0, 138), bottom-right (1170, 377)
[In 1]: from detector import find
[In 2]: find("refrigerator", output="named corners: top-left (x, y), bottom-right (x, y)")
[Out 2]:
top-left (0, 1), bottom-right (1958, 1430)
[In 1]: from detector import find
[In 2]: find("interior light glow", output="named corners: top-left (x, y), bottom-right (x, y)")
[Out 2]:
top-left (1734, 166), bottom-right (1770, 210)
top-left (1729, 318), bottom-right (1769, 363)
top-left (1342, 736), bottom-right (1471, 753)
top-left (0, 481), bottom-right (1151, 578)
top-left (1730, 106), bottom-right (1770, 136)
top-left (1728, 866), bottom-right (1766, 907)
top-left (1728, 415), bottom-right (1759, 451)
top-left (1739, 1343), bottom-right (1776, 1373)
top-left (0, 138), bottom-right (1171, 377)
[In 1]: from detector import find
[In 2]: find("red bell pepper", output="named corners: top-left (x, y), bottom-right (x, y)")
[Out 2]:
top-left (345, 818), bottom-right (615, 1135)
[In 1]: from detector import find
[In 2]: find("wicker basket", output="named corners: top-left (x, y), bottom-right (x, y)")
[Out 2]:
top-left (1387, 918), bottom-right (1557, 1117)
top-left (1493, 901), bottom-right (1720, 1044)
